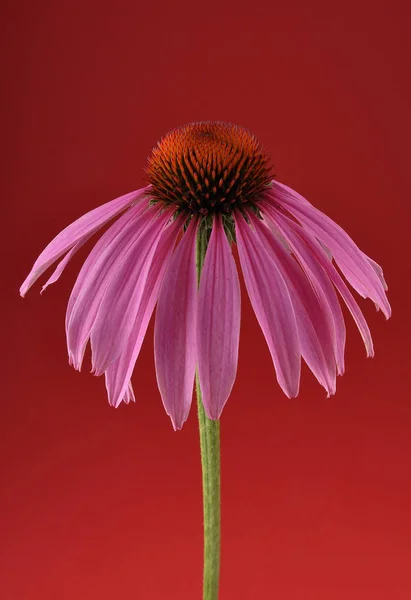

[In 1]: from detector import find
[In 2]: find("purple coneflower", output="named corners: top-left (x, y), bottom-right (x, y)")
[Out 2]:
top-left (20, 121), bottom-right (390, 428)
top-left (20, 122), bottom-right (390, 599)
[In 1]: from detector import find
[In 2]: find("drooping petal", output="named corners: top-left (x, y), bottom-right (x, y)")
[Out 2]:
top-left (66, 202), bottom-right (156, 370)
top-left (248, 211), bottom-right (336, 395)
top-left (20, 188), bottom-right (148, 296)
top-left (261, 203), bottom-right (346, 376)
top-left (197, 215), bottom-right (241, 419)
top-left (234, 212), bottom-right (301, 398)
top-left (266, 206), bottom-right (374, 357)
top-left (154, 217), bottom-right (199, 430)
top-left (65, 199), bottom-right (148, 325)
top-left (267, 181), bottom-right (391, 318)
top-left (40, 233), bottom-right (94, 293)
top-left (90, 209), bottom-right (172, 375)
top-left (104, 215), bottom-right (184, 408)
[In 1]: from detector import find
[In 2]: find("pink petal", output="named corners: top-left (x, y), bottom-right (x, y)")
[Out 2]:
top-left (262, 203), bottom-right (346, 376)
top-left (197, 214), bottom-right (241, 419)
top-left (154, 217), bottom-right (199, 430)
top-left (267, 181), bottom-right (391, 318)
top-left (20, 187), bottom-right (148, 297)
top-left (40, 233), bottom-right (94, 293)
top-left (104, 215), bottom-right (184, 408)
top-left (365, 255), bottom-right (388, 291)
top-left (266, 206), bottom-right (374, 357)
top-left (65, 199), bottom-right (148, 324)
top-left (66, 202), bottom-right (156, 370)
top-left (90, 209), bottom-right (172, 375)
top-left (234, 212), bottom-right (301, 398)
top-left (249, 211), bottom-right (336, 395)
top-left (122, 384), bottom-right (136, 405)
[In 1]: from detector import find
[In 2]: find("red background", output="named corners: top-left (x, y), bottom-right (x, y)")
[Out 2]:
top-left (2, 0), bottom-right (411, 598)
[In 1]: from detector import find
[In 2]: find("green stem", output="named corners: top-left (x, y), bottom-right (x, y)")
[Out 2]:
top-left (196, 224), bottom-right (221, 600)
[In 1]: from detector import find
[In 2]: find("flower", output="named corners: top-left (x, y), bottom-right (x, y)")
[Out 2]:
top-left (20, 122), bottom-right (391, 430)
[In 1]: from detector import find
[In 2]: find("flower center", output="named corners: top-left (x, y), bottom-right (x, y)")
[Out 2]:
top-left (146, 121), bottom-right (272, 214)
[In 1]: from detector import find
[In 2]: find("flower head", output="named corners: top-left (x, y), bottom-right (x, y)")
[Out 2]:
top-left (147, 121), bottom-right (272, 214)
top-left (20, 121), bottom-right (391, 429)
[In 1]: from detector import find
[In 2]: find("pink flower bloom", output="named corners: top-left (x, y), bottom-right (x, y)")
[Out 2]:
top-left (20, 122), bottom-right (391, 429)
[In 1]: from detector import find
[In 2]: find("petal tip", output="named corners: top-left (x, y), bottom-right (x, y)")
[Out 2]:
top-left (69, 355), bottom-right (82, 371)
top-left (170, 416), bottom-right (183, 431)
top-left (285, 379), bottom-right (300, 399)
top-left (283, 387), bottom-right (299, 399)
top-left (168, 406), bottom-right (190, 431)
top-left (326, 386), bottom-right (336, 398)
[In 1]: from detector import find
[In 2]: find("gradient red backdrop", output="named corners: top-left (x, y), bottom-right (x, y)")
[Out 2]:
top-left (2, 0), bottom-right (411, 598)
